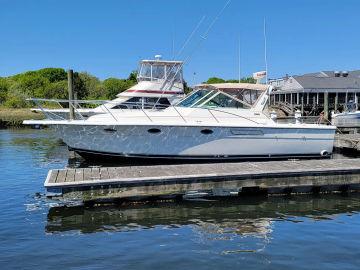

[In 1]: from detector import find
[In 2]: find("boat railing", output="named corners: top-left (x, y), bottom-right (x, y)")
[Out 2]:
top-left (27, 98), bottom-right (168, 121)
top-left (28, 98), bottom-right (326, 125)
top-left (28, 97), bottom-right (264, 124)
top-left (275, 116), bottom-right (325, 125)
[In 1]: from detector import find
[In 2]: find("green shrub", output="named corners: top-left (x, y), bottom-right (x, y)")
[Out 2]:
top-left (4, 90), bottom-right (29, 108)
top-left (0, 78), bottom-right (9, 104)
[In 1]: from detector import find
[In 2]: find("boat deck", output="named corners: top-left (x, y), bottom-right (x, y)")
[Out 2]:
top-left (45, 159), bottom-right (360, 203)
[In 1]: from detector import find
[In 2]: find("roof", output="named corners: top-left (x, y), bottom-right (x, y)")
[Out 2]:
top-left (195, 83), bottom-right (269, 91)
top-left (293, 76), bottom-right (360, 89)
top-left (141, 60), bottom-right (183, 65)
top-left (299, 70), bottom-right (360, 78)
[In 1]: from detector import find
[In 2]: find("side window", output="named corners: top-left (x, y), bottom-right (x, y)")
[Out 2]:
top-left (159, 98), bottom-right (170, 105)
top-left (202, 93), bottom-right (250, 109)
top-left (111, 104), bottom-right (128, 109)
top-left (111, 97), bottom-right (142, 109)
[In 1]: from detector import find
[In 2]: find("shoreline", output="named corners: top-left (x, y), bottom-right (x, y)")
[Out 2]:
top-left (0, 108), bottom-right (45, 128)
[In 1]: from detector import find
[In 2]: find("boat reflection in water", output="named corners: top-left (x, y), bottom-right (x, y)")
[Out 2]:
top-left (46, 195), bottom-right (360, 253)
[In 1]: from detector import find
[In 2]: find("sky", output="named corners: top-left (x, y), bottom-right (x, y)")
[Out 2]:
top-left (1, 0), bottom-right (360, 85)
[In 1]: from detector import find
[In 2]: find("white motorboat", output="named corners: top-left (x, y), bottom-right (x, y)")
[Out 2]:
top-left (332, 99), bottom-right (360, 128)
top-left (31, 57), bottom-right (185, 119)
top-left (24, 83), bottom-right (336, 161)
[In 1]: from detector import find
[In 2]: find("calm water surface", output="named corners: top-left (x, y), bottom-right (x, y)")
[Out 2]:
top-left (1, 128), bottom-right (360, 269)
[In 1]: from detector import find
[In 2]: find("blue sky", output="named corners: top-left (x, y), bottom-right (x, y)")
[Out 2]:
top-left (1, 0), bottom-right (360, 84)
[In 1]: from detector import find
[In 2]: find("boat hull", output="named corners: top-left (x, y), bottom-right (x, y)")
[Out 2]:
top-left (332, 111), bottom-right (360, 128)
top-left (53, 124), bottom-right (335, 160)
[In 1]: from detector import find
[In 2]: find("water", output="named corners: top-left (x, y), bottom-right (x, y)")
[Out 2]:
top-left (1, 128), bottom-right (360, 269)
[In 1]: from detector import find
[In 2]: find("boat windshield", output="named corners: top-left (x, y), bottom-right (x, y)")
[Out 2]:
top-left (177, 89), bottom-right (213, 107)
top-left (177, 89), bottom-right (251, 109)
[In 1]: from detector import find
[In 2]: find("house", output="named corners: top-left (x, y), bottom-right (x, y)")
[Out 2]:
top-left (269, 70), bottom-right (360, 117)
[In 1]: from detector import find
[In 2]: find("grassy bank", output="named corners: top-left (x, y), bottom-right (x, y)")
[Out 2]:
top-left (0, 108), bottom-right (45, 127)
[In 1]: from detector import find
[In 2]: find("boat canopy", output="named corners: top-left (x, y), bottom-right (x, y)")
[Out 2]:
top-left (138, 60), bottom-right (183, 83)
top-left (177, 83), bottom-right (270, 109)
top-left (195, 83), bottom-right (268, 91)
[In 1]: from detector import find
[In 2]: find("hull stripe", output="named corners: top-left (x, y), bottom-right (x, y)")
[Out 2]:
top-left (70, 147), bottom-right (329, 160)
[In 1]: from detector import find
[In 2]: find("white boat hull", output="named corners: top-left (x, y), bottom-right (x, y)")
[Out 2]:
top-left (332, 111), bottom-right (360, 127)
top-left (53, 124), bottom-right (335, 159)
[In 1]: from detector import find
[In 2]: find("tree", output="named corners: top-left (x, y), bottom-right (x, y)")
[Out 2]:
top-left (43, 81), bottom-right (68, 99)
top-left (127, 71), bottom-right (137, 83)
top-left (76, 72), bottom-right (102, 99)
top-left (205, 77), bottom-right (226, 84)
top-left (10, 74), bottom-right (49, 97)
top-left (183, 81), bottom-right (192, 94)
top-left (240, 77), bottom-right (256, 84)
top-left (225, 79), bottom-right (239, 83)
top-left (103, 78), bottom-right (135, 99)
top-left (204, 76), bottom-right (257, 84)
top-left (37, 68), bottom-right (67, 82)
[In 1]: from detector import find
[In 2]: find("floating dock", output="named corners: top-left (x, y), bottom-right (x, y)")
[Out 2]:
top-left (45, 159), bottom-right (360, 203)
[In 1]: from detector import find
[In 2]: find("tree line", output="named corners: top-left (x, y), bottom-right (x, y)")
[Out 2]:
top-left (0, 68), bottom-right (256, 108)
top-left (204, 77), bottom-right (256, 84)
top-left (0, 68), bottom-right (137, 108)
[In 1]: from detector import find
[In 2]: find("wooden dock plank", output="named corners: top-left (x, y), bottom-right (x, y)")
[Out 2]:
top-left (65, 169), bottom-right (75, 182)
top-left (47, 170), bottom-right (59, 184)
top-left (56, 169), bottom-right (67, 183)
top-left (83, 168), bottom-right (92, 182)
top-left (91, 167), bottom-right (101, 180)
top-left (107, 167), bottom-right (117, 179)
top-left (100, 167), bottom-right (109, 180)
top-left (74, 169), bottom-right (84, 182)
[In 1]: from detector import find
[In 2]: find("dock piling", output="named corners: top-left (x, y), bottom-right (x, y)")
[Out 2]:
top-left (67, 69), bottom-right (75, 120)
top-left (324, 91), bottom-right (329, 120)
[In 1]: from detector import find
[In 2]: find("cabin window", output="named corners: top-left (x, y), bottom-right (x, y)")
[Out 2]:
top-left (152, 65), bottom-right (165, 80)
top-left (138, 62), bottom-right (183, 83)
top-left (110, 97), bottom-right (142, 109)
top-left (202, 93), bottom-right (250, 109)
top-left (111, 97), bottom-right (171, 109)
top-left (111, 104), bottom-right (129, 109)
top-left (145, 97), bottom-right (170, 105)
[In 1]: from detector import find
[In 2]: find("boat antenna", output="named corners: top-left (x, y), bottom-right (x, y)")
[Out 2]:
top-left (179, 0), bottom-right (232, 72)
top-left (152, 0), bottom-right (232, 109)
top-left (169, 0), bottom-right (232, 80)
top-left (263, 17), bottom-right (268, 84)
top-left (238, 35), bottom-right (241, 83)
top-left (172, 24), bottom-right (175, 59)
top-left (176, 15), bottom-right (206, 59)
